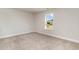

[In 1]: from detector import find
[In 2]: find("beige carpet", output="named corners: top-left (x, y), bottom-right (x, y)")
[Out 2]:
top-left (0, 32), bottom-right (79, 50)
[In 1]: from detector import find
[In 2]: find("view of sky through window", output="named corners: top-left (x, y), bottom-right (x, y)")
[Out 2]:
top-left (46, 14), bottom-right (53, 21)
top-left (45, 14), bottom-right (53, 30)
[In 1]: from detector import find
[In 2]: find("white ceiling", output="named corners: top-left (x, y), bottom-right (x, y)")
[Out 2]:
top-left (18, 8), bottom-right (47, 13)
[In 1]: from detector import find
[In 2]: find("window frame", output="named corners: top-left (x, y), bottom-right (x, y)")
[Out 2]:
top-left (45, 13), bottom-right (54, 30)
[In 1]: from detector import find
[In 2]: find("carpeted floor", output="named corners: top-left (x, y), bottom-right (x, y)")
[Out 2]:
top-left (0, 32), bottom-right (79, 50)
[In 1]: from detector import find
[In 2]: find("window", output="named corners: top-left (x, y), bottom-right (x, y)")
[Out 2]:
top-left (45, 14), bottom-right (54, 30)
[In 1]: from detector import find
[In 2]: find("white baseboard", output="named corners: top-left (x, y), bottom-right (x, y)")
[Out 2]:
top-left (0, 31), bottom-right (79, 44)
top-left (37, 32), bottom-right (79, 43)
top-left (52, 34), bottom-right (79, 43)
top-left (0, 31), bottom-right (33, 39)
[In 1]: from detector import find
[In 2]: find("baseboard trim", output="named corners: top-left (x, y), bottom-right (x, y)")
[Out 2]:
top-left (52, 34), bottom-right (79, 43)
top-left (37, 32), bottom-right (79, 43)
top-left (0, 32), bottom-right (34, 39)
top-left (0, 31), bottom-right (79, 43)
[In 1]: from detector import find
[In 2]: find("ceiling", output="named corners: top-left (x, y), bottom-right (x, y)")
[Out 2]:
top-left (18, 8), bottom-right (47, 13)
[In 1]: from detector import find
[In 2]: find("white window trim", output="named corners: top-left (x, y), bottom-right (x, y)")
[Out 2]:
top-left (45, 13), bottom-right (54, 30)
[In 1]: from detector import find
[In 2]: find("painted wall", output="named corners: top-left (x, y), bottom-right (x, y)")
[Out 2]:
top-left (0, 8), bottom-right (34, 38)
top-left (34, 8), bottom-right (79, 42)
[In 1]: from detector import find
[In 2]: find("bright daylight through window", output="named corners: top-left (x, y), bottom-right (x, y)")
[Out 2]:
top-left (45, 14), bottom-right (54, 30)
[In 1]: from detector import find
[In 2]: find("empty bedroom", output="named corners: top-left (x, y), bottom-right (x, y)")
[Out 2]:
top-left (0, 8), bottom-right (79, 50)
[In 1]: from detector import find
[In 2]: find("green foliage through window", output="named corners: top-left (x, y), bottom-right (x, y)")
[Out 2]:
top-left (45, 14), bottom-right (53, 30)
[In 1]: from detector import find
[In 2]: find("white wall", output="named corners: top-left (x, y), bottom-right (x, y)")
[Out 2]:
top-left (0, 8), bottom-right (34, 38)
top-left (34, 8), bottom-right (79, 42)
top-left (1, 8), bottom-right (79, 42)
